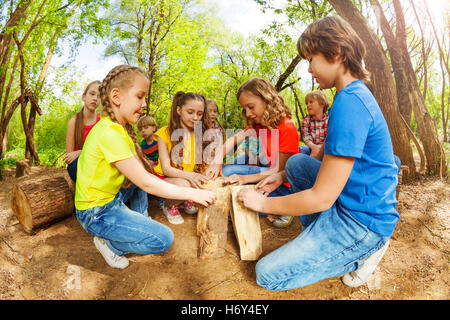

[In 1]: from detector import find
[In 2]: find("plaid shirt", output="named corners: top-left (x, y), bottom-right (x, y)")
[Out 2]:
top-left (301, 114), bottom-right (329, 146)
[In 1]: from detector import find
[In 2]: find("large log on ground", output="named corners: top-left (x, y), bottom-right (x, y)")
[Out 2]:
top-left (230, 185), bottom-right (262, 261)
top-left (11, 176), bottom-right (74, 234)
top-left (197, 178), bottom-right (232, 258)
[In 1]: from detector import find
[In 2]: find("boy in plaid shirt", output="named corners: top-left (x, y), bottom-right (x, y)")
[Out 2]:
top-left (300, 90), bottom-right (330, 158)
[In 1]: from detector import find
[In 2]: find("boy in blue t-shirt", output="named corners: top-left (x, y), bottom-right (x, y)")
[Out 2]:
top-left (236, 16), bottom-right (400, 291)
top-left (137, 116), bottom-right (158, 168)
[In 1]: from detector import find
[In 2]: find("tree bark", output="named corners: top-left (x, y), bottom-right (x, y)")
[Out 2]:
top-left (372, 0), bottom-right (446, 176)
top-left (328, 0), bottom-right (416, 179)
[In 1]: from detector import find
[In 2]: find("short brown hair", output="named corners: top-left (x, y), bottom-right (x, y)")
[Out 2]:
top-left (305, 90), bottom-right (330, 113)
top-left (137, 115), bottom-right (156, 130)
top-left (297, 15), bottom-right (370, 81)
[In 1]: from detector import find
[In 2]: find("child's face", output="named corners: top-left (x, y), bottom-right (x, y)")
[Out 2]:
top-left (306, 98), bottom-right (324, 118)
top-left (139, 124), bottom-right (156, 139)
top-left (306, 52), bottom-right (340, 90)
top-left (207, 104), bottom-right (218, 122)
top-left (177, 99), bottom-right (204, 130)
top-left (238, 91), bottom-right (265, 125)
top-left (82, 83), bottom-right (100, 112)
top-left (115, 75), bottom-right (149, 125)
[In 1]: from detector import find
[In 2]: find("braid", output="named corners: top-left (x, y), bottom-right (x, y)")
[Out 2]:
top-left (99, 65), bottom-right (153, 184)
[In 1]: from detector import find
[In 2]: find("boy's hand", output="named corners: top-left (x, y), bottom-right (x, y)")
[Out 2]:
top-left (310, 145), bottom-right (321, 158)
top-left (237, 187), bottom-right (265, 212)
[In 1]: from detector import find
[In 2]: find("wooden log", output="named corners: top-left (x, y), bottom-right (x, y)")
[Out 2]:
top-left (197, 178), bottom-right (232, 259)
top-left (11, 176), bottom-right (74, 234)
top-left (230, 185), bottom-right (262, 261)
top-left (15, 159), bottom-right (32, 178)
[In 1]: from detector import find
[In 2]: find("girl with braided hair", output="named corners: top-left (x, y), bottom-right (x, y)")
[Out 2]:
top-left (153, 91), bottom-right (217, 224)
top-left (74, 65), bottom-right (216, 269)
top-left (64, 80), bottom-right (101, 182)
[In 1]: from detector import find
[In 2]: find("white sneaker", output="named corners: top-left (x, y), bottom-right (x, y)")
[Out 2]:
top-left (93, 237), bottom-right (129, 269)
top-left (183, 201), bottom-right (198, 215)
top-left (342, 239), bottom-right (390, 287)
top-left (272, 215), bottom-right (294, 228)
top-left (162, 204), bottom-right (184, 224)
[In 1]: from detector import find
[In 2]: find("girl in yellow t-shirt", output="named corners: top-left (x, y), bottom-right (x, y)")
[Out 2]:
top-left (74, 65), bottom-right (216, 269)
top-left (154, 91), bottom-right (219, 224)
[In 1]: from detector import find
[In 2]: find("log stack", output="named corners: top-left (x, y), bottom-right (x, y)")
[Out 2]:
top-left (11, 175), bottom-right (74, 234)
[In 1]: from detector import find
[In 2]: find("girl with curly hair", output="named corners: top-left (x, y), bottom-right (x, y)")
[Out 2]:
top-left (206, 77), bottom-right (299, 228)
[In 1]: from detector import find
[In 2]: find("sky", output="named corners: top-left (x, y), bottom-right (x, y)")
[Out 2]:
top-left (50, 0), bottom-right (449, 88)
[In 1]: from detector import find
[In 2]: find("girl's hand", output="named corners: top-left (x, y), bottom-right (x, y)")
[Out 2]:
top-left (187, 172), bottom-right (209, 189)
top-left (191, 189), bottom-right (217, 207)
top-left (310, 145), bottom-right (321, 158)
top-left (204, 163), bottom-right (222, 180)
top-left (256, 173), bottom-right (283, 196)
top-left (237, 187), bottom-right (265, 212)
top-left (223, 174), bottom-right (246, 186)
top-left (63, 151), bottom-right (81, 165)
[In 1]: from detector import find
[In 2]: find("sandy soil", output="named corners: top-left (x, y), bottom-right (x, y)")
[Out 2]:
top-left (0, 166), bottom-right (448, 300)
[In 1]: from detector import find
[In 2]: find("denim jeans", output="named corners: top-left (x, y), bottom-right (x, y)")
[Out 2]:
top-left (255, 153), bottom-right (390, 290)
top-left (75, 184), bottom-right (173, 256)
top-left (67, 157), bottom-right (78, 182)
top-left (298, 145), bottom-right (311, 155)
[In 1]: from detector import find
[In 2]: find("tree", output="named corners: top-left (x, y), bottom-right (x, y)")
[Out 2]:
top-left (370, 0), bottom-right (446, 177)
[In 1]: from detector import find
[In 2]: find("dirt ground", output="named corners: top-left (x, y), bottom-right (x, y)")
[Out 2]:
top-left (0, 166), bottom-right (448, 300)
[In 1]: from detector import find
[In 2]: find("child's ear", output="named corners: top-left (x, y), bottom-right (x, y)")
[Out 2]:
top-left (109, 88), bottom-right (121, 106)
top-left (176, 106), bottom-right (181, 116)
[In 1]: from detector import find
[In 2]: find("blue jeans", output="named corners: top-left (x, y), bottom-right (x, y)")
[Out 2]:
top-left (75, 184), bottom-right (173, 256)
top-left (255, 153), bottom-right (390, 290)
top-left (67, 157), bottom-right (78, 182)
top-left (298, 145), bottom-right (311, 155)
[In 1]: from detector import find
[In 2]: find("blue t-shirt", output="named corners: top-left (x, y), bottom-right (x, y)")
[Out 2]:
top-left (325, 80), bottom-right (399, 236)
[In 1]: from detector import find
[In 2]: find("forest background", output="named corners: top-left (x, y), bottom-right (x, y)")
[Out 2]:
top-left (0, 0), bottom-right (448, 181)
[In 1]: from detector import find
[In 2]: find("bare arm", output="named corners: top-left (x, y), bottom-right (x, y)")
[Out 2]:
top-left (115, 156), bottom-right (216, 206)
top-left (238, 154), bottom-right (354, 215)
top-left (64, 116), bottom-right (81, 164)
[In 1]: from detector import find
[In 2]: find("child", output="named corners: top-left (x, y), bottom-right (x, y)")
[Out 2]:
top-left (207, 77), bottom-right (299, 229)
top-left (64, 80), bottom-right (101, 182)
top-left (300, 90), bottom-right (330, 158)
top-left (237, 16), bottom-right (399, 290)
top-left (137, 115), bottom-right (159, 167)
top-left (74, 65), bottom-right (216, 269)
top-left (153, 91), bottom-right (213, 224)
top-left (205, 99), bottom-right (224, 139)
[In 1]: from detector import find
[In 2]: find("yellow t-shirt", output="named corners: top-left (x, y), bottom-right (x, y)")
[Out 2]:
top-left (75, 116), bottom-right (136, 210)
top-left (153, 125), bottom-right (197, 176)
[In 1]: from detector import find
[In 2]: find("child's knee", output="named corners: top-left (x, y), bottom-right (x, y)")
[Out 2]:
top-left (286, 153), bottom-right (310, 174)
top-left (221, 165), bottom-right (235, 177)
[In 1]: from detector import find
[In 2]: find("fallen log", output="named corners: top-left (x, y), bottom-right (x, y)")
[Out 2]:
top-left (11, 175), bottom-right (74, 234)
top-left (230, 185), bottom-right (262, 261)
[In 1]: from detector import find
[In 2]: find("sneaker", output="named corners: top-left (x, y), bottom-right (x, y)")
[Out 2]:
top-left (93, 237), bottom-right (129, 269)
top-left (162, 204), bottom-right (184, 224)
top-left (272, 215), bottom-right (294, 228)
top-left (184, 201), bottom-right (198, 215)
top-left (342, 240), bottom-right (390, 287)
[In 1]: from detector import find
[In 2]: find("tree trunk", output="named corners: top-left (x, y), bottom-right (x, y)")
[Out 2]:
top-left (11, 176), bottom-right (74, 234)
top-left (328, 0), bottom-right (416, 179)
top-left (373, 0), bottom-right (446, 177)
top-left (15, 159), bottom-right (32, 178)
